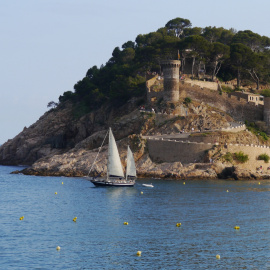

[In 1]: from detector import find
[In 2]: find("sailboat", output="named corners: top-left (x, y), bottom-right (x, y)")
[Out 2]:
top-left (88, 128), bottom-right (136, 187)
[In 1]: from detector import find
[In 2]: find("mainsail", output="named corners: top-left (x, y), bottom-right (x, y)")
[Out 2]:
top-left (107, 128), bottom-right (124, 178)
top-left (126, 145), bottom-right (137, 179)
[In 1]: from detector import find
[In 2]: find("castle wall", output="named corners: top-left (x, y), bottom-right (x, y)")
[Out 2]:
top-left (225, 144), bottom-right (270, 171)
top-left (147, 138), bottom-right (270, 171)
top-left (146, 75), bottom-right (158, 91)
top-left (180, 81), bottom-right (263, 122)
top-left (263, 97), bottom-right (270, 133)
top-left (146, 74), bottom-right (268, 129)
top-left (184, 79), bottom-right (219, 91)
top-left (147, 139), bottom-right (211, 164)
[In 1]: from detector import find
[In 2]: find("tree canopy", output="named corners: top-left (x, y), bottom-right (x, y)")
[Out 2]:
top-left (58, 17), bottom-right (270, 116)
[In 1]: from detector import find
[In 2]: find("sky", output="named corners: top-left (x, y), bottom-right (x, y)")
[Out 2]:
top-left (0, 0), bottom-right (269, 144)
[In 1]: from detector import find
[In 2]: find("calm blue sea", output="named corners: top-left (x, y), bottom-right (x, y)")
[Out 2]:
top-left (0, 165), bottom-right (269, 269)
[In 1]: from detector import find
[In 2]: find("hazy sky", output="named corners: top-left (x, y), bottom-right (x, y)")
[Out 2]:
top-left (0, 0), bottom-right (269, 144)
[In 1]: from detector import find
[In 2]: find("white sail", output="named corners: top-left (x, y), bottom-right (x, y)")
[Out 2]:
top-left (107, 128), bottom-right (124, 178)
top-left (126, 146), bottom-right (136, 179)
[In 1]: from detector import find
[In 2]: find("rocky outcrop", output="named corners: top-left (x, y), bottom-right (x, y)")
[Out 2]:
top-left (0, 104), bottom-right (74, 165)
top-left (3, 98), bottom-right (270, 181)
top-left (0, 99), bottom-right (143, 165)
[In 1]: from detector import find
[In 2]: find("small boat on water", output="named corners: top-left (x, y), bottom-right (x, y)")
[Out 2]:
top-left (142, 183), bottom-right (154, 188)
top-left (88, 128), bottom-right (136, 187)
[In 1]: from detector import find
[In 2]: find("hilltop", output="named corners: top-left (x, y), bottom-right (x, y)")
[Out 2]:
top-left (1, 17), bottom-right (270, 180)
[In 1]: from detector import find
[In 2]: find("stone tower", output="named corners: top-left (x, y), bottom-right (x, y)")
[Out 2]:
top-left (264, 97), bottom-right (270, 133)
top-left (161, 60), bottom-right (181, 102)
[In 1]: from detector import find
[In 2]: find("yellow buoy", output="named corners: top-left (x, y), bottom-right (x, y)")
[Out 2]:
top-left (137, 251), bottom-right (142, 256)
top-left (56, 246), bottom-right (61, 251)
top-left (183, 182), bottom-right (185, 185)
top-left (123, 222), bottom-right (128, 225)
top-left (176, 223), bottom-right (181, 227)
top-left (73, 217), bottom-right (77, 222)
top-left (62, 182), bottom-right (64, 185)
top-left (216, 254), bottom-right (220, 259)
top-left (234, 226), bottom-right (240, 230)
top-left (19, 216), bottom-right (24, 220)
top-left (226, 190), bottom-right (229, 192)
top-left (258, 182), bottom-right (261, 185)
top-left (55, 192), bottom-right (57, 195)
top-left (141, 191), bottom-right (143, 195)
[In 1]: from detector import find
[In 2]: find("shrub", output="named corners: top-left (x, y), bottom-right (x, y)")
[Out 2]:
top-left (221, 85), bottom-right (234, 93)
top-left (258, 153), bottom-right (270, 163)
top-left (223, 152), bottom-right (233, 163)
top-left (245, 121), bottom-right (269, 141)
top-left (184, 97), bottom-right (192, 105)
top-left (261, 89), bottom-right (270, 97)
top-left (234, 151), bottom-right (249, 163)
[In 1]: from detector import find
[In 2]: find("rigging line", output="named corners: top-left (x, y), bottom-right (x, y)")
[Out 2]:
top-left (87, 129), bottom-right (109, 177)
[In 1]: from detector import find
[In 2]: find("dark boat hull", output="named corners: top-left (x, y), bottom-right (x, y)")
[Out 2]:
top-left (89, 177), bottom-right (135, 187)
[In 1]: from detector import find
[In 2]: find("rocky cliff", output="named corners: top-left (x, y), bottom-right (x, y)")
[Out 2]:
top-left (0, 99), bottom-right (142, 165)
top-left (2, 99), bottom-right (270, 180)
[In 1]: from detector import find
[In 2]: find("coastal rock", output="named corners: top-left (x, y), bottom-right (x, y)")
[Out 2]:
top-left (3, 97), bottom-right (270, 180)
top-left (0, 100), bottom-right (142, 166)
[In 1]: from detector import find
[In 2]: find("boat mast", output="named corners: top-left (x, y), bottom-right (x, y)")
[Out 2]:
top-left (87, 129), bottom-right (109, 177)
top-left (126, 145), bottom-right (128, 181)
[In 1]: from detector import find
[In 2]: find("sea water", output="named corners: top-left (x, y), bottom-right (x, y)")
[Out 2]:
top-left (0, 165), bottom-right (269, 269)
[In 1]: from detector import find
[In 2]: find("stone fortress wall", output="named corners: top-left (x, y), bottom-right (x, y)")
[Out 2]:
top-left (147, 136), bottom-right (270, 171)
top-left (184, 79), bottom-right (221, 91)
top-left (146, 75), bottom-right (163, 103)
top-left (146, 60), bottom-right (265, 123)
top-left (145, 60), bottom-right (270, 167)
top-left (263, 97), bottom-right (270, 133)
top-left (180, 81), bottom-right (264, 122)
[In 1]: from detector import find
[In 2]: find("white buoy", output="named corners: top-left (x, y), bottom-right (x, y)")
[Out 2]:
top-left (216, 254), bottom-right (220, 259)
top-left (56, 246), bottom-right (61, 251)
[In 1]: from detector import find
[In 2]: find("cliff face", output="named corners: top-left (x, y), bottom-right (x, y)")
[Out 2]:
top-left (2, 98), bottom-right (269, 180)
top-left (0, 104), bottom-right (74, 165)
top-left (0, 99), bottom-right (142, 165)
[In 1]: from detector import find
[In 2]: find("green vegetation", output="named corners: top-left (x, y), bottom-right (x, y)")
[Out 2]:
top-left (221, 85), bottom-right (234, 93)
top-left (184, 97), bottom-right (192, 105)
top-left (234, 151), bottom-right (249, 163)
top-left (56, 17), bottom-right (270, 117)
top-left (223, 152), bottom-right (233, 163)
top-left (261, 89), bottom-right (270, 97)
top-left (257, 153), bottom-right (270, 163)
top-left (245, 121), bottom-right (269, 141)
